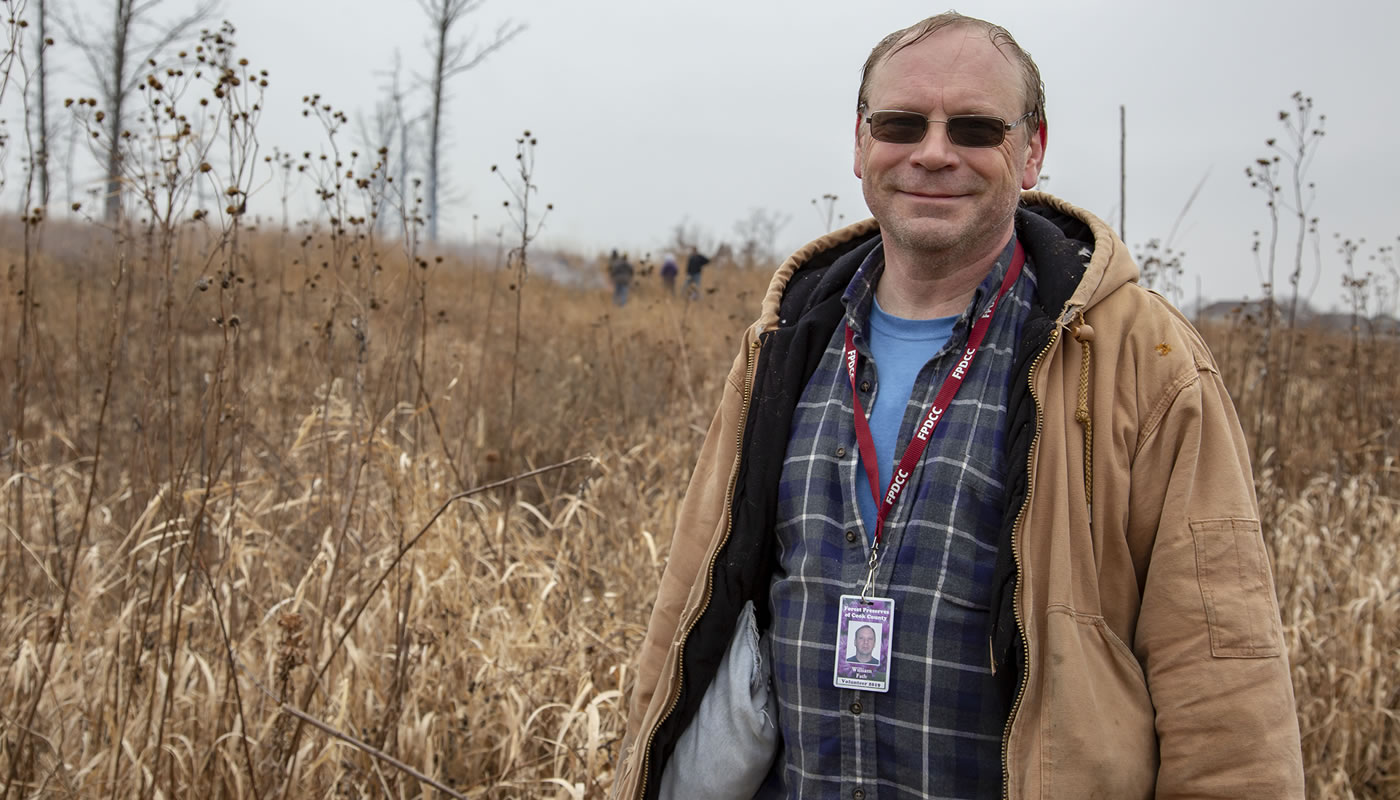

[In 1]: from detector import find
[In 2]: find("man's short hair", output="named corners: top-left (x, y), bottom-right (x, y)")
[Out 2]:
top-left (856, 12), bottom-right (1046, 134)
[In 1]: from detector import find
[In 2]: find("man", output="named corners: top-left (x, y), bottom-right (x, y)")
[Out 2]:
top-left (616, 11), bottom-right (1303, 800)
top-left (661, 252), bottom-right (679, 294)
top-left (684, 246), bottom-right (709, 299)
top-left (849, 625), bottom-right (878, 665)
top-left (609, 249), bottom-right (635, 306)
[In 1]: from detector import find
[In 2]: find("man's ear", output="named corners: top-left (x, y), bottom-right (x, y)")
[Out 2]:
top-left (1021, 119), bottom-right (1047, 190)
top-left (853, 112), bottom-right (866, 179)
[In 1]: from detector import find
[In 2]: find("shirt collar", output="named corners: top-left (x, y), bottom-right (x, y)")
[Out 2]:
top-left (842, 235), bottom-right (1022, 347)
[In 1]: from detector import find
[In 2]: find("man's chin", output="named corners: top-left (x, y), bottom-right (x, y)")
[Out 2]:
top-left (882, 219), bottom-right (965, 255)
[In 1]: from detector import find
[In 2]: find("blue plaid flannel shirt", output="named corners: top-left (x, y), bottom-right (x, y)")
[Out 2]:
top-left (760, 237), bottom-right (1037, 799)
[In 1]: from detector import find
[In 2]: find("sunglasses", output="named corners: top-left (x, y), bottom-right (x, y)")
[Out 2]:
top-left (863, 109), bottom-right (1037, 148)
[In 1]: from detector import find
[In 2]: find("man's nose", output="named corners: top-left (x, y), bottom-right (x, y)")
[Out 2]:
top-left (908, 123), bottom-right (959, 170)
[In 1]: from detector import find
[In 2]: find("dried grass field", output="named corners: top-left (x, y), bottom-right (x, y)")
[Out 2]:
top-left (1, 220), bottom-right (1396, 799)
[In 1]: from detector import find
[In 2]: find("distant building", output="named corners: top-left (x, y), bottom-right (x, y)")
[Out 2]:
top-left (1195, 298), bottom-right (1399, 336)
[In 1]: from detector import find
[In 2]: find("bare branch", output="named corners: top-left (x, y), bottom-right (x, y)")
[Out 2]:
top-left (415, 0), bottom-right (522, 241)
top-left (50, 10), bottom-right (114, 97)
top-left (1164, 169), bottom-right (1210, 251)
top-left (441, 19), bottom-right (525, 80)
top-left (234, 652), bottom-right (468, 800)
top-left (124, 0), bottom-right (218, 95)
top-left (310, 453), bottom-right (594, 690)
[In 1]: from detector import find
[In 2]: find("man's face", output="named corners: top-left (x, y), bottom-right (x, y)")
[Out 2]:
top-left (855, 626), bottom-right (876, 657)
top-left (854, 26), bottom-right (1045, 265)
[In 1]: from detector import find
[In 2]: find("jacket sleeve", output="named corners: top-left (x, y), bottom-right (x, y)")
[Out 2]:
top-left (1127, 365), bottom-right (1305, 798)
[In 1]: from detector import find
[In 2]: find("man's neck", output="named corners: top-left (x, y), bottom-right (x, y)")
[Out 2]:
top-left (874, 235), bottom-right (1011, 320)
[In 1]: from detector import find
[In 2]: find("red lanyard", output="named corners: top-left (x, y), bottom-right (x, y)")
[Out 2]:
top-left (845, 241), bottom-right (1025, 555)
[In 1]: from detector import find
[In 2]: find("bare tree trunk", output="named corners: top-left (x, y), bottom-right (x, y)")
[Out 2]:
top-left (103, 0), bottom-right (132, 223)
top-left (398, 114), bottom-right (411, 238)
top-left (397, 116), bottom-right (410, 215)
top-left (355, 95), bottom-right (396, 236)
top-left (417, 0), bottom-right (523, 244)
top-left (384, 51), bottom-right (413, 240)
top-left (57, 0), bottom-right (217, 223)
top-left (36, 0), bottom-right (50, 206)
top-left (427, 11), bottom-right (448, 243)
top-left (64, 108), bottom-right (77, 208)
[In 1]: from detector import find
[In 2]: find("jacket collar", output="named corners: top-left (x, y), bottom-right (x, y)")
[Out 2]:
top-left (759, 191), bottom-right (1133, 336)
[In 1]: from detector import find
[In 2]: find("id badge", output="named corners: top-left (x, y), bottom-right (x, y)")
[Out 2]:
top-left (833, 594), bottom-right (894, 692)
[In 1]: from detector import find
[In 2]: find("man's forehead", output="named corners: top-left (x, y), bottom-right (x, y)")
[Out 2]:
top-left (867, 25), bottom-right (1022, 106)
top-left (885, 24), bottom-right (1013, 69)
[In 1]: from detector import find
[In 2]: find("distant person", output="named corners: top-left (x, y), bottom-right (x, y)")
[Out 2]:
top-left (609, 249), bottom-right (634, 306)
top-left (617, 10), bottom-right (1303, 800)
top-left (661, 253), bottom-right (679, 294)
top-left (685, 247), bottom-right (710, 299)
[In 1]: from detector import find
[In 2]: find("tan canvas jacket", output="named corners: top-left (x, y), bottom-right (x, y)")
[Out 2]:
top-left (615, 192), bottom-right (1305, 799)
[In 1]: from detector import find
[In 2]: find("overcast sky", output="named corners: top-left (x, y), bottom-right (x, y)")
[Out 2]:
top-left (17, 0), bottom-right (1400, 310)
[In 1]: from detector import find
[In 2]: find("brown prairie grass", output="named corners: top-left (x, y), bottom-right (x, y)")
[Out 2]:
top-left (1, 220), bottom-right (1397, 799)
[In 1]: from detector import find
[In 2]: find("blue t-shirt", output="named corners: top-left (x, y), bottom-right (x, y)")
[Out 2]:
top-left (855, 298), bottom-right (958, 541)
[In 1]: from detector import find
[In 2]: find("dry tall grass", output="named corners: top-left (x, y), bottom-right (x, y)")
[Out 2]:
top-left (2, 219), bottom-right (1396, 799)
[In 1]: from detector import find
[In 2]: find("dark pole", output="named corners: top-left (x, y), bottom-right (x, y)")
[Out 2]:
top-left (1119, 104), bottom-right (1126, 242)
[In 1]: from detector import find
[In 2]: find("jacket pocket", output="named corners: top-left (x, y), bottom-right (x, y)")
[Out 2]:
top-left (1041, 606), bottom-right (1157, 800)
top-left (1189, 518), bottom-right (1283, 658)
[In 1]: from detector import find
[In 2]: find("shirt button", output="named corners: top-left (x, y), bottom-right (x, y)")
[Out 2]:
top-left (845, 530), bottom-right (858, 543)
top-left (859, 380), bottom-right (871, 393)
top-left (850, 701), bottom-right (863, 715)
top-left (836, 446), bottom-right (846, 458)
top-left (853, 790), bottom-right (866, 800)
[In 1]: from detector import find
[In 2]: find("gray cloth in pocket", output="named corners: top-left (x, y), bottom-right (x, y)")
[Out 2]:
top-left (658, 600), bottom-right (779, 799)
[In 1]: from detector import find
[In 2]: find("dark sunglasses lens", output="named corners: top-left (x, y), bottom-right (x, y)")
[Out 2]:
top-left (947, 116), bottom-right (1006, 147)
top-left (869, 112), bottom-right (927, 144)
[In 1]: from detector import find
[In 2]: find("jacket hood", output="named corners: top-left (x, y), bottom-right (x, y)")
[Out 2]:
top-left (754, 191), bottom-right (1139, 337)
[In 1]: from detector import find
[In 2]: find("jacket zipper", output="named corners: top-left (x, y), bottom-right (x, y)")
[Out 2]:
top-left (1000, 326), bottom-right (1060, 800)
top-left (637, 335), bottom-right (761, 799)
